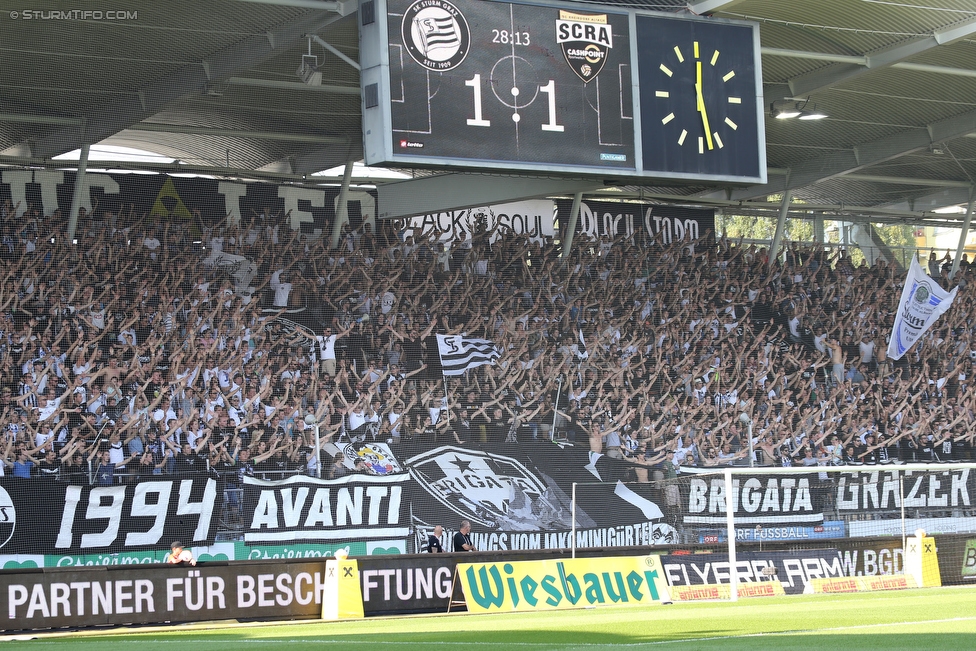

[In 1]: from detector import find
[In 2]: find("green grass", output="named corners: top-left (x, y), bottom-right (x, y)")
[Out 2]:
top-left (6, 587), bottom-right (976, 650)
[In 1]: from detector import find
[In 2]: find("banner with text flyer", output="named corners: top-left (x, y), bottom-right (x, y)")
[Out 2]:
top-left (661, 550), bottom-right (845, 595)
top-left (887, 255), bottom-right (958, 360)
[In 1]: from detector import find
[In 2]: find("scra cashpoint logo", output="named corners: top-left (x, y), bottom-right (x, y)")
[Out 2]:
top-left (401, 0), bottom-right (471, 72)
top-left (556, 10), bottom-right (613, 82)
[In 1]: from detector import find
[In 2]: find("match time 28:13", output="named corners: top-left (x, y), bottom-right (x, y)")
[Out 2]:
top-left (492, 29), bottom-right (530, 45)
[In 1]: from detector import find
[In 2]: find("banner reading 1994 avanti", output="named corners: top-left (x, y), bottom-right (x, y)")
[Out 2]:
top-left (887, 255), bottom-right (958, 360)
top-left (456, 555), bottom-right (670, 613)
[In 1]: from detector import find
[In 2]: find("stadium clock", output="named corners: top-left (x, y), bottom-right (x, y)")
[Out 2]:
top-left (636, 14), bottom-right (765, 181)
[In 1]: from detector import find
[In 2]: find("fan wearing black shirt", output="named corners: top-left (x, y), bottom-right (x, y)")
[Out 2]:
top-left (453, 520), bottom-right (476, 552)
top-left (426, 525), bottom-right (444, 553)
top-left (62, 451), bottom-right (89, 484)
top-left (856, 433), bottom-right (879, 465)
top-left (37, 448), bottom-right (61, 480)
top-left (167, 435), bottom-right (210, 475)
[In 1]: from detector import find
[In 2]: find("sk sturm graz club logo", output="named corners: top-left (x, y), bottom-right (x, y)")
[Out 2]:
top-left (402, 0), bottom-right (471, 72)
top-left (556, 9), bottom-right (613, 82)
top-left (407, 446), bottom-right (566, 530)
top-left (914, 282), bottom-right (931, 305)
top-left (0, 486), bottom-right (15, 548)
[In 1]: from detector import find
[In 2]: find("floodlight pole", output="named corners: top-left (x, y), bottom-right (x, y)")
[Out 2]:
top-left (950, 186), bottom-right (976, 278)
top-left (724, 468), bottom-right (738, 602)
top-left (330, 160), bottom-right (354, 249)
top-left (315, 424), bottom-right (322, 478)
top-left (66, 142), bottom-right (90, 242)
top-left (769, 189), bottom-right (792, 264)
top-left (560, 192), bottom-right (583, 267)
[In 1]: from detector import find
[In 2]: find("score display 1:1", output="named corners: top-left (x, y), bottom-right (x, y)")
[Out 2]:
top-left (387, 0), bottom-right (635, 170)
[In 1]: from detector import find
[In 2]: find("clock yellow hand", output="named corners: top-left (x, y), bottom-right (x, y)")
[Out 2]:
top-left (696, 61), bottom-right (715, 151)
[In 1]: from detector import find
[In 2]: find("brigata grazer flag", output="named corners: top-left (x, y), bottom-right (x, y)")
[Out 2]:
top-left (887, 255), bottom-right (958, 360)
top-left (435, 334), bottom-right (500, 376)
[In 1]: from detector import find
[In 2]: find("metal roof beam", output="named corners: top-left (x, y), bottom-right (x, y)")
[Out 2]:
top-left (0, 113), bottom-right (81, 127)
top-left (226, 76), bottom-right (360, 94)
top-left (687, 0), bottom-right (749, 15)
top-left (761, 47), bottom-right (866, 66)
top-left (29, 10), bottom-right (344, 159)
top-left (622, 191), bottom-right (958, 221)
top-left (878, 187), bottom-right (974, 213)
top-left (828, 173), bottom-right (972, 189)
top-left (765, 16), bottom-right (976, 104)
top-left (127, 122), bottom-right (347, 144)
top-left (762, 48), bottom-right (976, 80)
top-left (0, 154), bottom-right (390, 186)
top-left (290, 143), bottom-right (361, 175)
top-left (711, 107), bottom-right (976, 201)
top-left (230, 0), bottom-right (353, 13)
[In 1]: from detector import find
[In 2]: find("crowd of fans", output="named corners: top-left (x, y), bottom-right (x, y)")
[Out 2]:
top-left (2, 196), bottom-right (976, 495)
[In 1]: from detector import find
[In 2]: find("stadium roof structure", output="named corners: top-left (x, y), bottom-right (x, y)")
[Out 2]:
top-left (2, 0), bottom-right (976, 226)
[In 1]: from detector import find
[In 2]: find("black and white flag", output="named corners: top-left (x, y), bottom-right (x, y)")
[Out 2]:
top-left (435, 334), bottom-right (500, 376)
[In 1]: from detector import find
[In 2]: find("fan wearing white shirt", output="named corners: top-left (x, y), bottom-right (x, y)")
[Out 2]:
top-left (295, 322), bottom-right (354, 378)
top-left (269, 269), bottom-right (293, 308)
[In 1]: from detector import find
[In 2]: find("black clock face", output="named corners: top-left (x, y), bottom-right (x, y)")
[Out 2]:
top-left (636, 15), bottom-right (762, 181)
top-left (386, 0), bottom-right (635, 171)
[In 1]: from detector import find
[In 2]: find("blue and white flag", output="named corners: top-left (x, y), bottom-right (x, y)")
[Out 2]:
top-left (887, 255), bottom-right (958, 360)
top-left (435, 334), bottom-right (500, 376)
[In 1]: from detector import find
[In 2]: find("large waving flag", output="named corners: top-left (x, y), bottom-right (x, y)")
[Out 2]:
top-left (887, 255), bottom-right (958, 360)
top-left (436, 334), bottom-right (500, 376)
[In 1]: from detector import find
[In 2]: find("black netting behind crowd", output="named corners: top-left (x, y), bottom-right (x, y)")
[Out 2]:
top-left (1, 177), bottom-right (975, 564)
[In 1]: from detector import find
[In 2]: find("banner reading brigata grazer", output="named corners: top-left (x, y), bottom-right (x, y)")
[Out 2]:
top-left (679, 468), bottom-right (976, 530)
top-left (887, 255), bottom-right (958, 360)
top-left (456, 556), bottom-right (670, 613)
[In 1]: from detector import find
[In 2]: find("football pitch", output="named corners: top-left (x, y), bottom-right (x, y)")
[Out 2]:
top-left (5, 586), bottom-right (976, 650)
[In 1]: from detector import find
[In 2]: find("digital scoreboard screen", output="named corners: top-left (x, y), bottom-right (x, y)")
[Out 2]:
top-left (360, 0), bottom-right (765, 183)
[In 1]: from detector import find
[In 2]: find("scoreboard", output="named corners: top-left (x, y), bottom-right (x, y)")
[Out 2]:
top-left (359, 0), bottom-right (766, 184)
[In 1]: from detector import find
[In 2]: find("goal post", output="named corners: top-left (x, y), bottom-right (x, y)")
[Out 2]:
top-left (724, 468), bottom-right (738, 601)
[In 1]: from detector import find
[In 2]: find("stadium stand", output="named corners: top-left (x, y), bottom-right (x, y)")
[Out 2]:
top-left (1, 198), bottom-right (974, 503)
